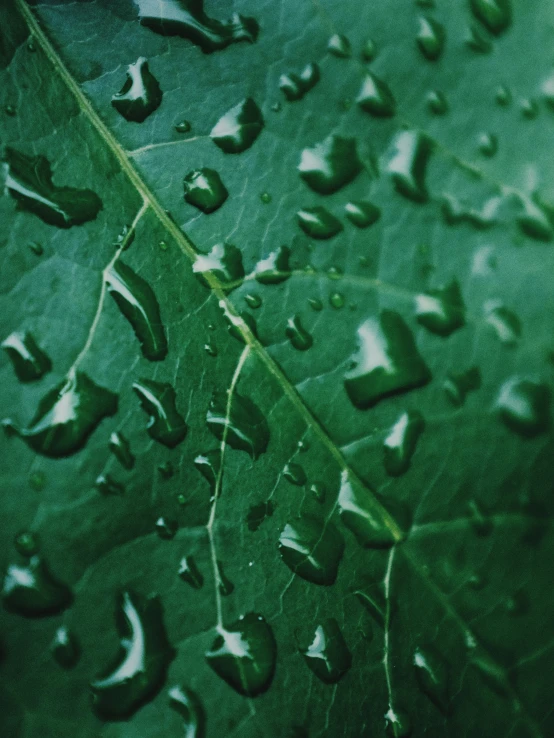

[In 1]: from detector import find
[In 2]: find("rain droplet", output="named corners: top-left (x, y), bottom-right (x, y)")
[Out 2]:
top-left (2, 331), bottom-right (51, 382)
top-left (310, 482), bottom-right (326, 503)
top-left (478, 132), bottom-right (498, 157)
top-left (329, 292), bottom-right (345, 309)
top-left (386, 130), bottom-right (432, 203)
top-left (211, 98), bottom-right (264, 153)
top-left (415, 280), bottom-right (465, 337)
top-left (413, 645), bottom-right (449, 713)
top-left (443, 367), bottom-right (481, 406)
top-left (285, 315), bottom-right (313, 351)
top-left (385, 706), bottom-right (412, 737)
top-left (175, 119), bottom-right (191, 133)
top-left (2, 555), bottom-right (72, 617)
top-left (254, 245), bottom-right (291, 284)
top-left (260, 192), bottom-right (271, 204)
top-left (297, 206), bottom-right (343, 239)
top-left (168, 685), bottom-right (206, 737)
top-left (155, 516), bottom-right (178, 540)
top-left (183, 168), bottom-right (228, 213)
top-left (279, 515), bottom-right (345, 585)
top-left (133, 378), bottom-right (188, 448)
top-left (426, 90), bottom-right (448, 115)
top-left (354, 583), bottom-right (386, 627)
top-left (283, 461), bottom-right (307, 485)
top-left (51, 626), bottom-right (80, 669)
top-left (484, 301), bottom-right (521, 345)
top-left (112, 57), bottom-right (162, 122)
top-left (14, 531), bottom-right (39, 557)
top-left (327, 33), bottom-right (351, 58)
top-left (356, 72), bottom-right (396, 117)
top-left (300, 619), bottom-right (352, 683)
top-left (465, 23), bottom-right (492, 53)
top-left (309, 297), bottom-right (323, 311)
top-left (245, 293), bottom-right (262, 309)
top-left (194, 450), bottom-right (220, 491)
top-left (279, 63), bottom-right (320, 102)
top-left (416, 16), bottom-right (445, 61)
top-left (344, 200), bottom-right (381, 228)
top-left (496, 377), bottom-right (551, 437)
top-left (95, 473), bottom-right (124, 495)
top-left (217, 561), bottom-right (234, 596)
top-left (514, 194), bottom-right (552, 241)
top-left (520, 98), bottom-right (538, 119)
top-left (299, 135), bottom-right (361, 195)
top-left (158, 460), bottom-right (175, 479)
top-left (470, 0), bottom-right (511, 35)
top-left (109, 431), bottom-right (135, 470)
top-left (178, 556), bottom-right (204, 589)
top-left (5, 104), bottom-right (16, 117)
top-left (29, 241), bottom-right (44, 255)
top-left (338, 470), bottom-right (398, 547)
top-left (193, 242), bottom-right (244, 287)
top-left (206, 391), bottom-right (269, 459)
top-left (495, 85), bottom-right (511, 105)
top-left (362, 38), bottom-right (377, 61)
top-left (384, 410), bottom-right (425, 477)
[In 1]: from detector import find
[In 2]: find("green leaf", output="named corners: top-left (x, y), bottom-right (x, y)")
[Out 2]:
top-left (1, 1), bottom-right (554, 736)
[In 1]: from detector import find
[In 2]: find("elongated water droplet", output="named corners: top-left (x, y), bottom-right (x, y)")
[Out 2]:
top-left (112, 57), bottom-right (162, 122)
top-left (2, 331), bottom-right (51, 382)
top-left (470, 0), bottom-right (511, 35)
top-left (245, 293), bottom-right (262, 308)
top-left (169, 685), bottom-right (206, 738)
top-left (356, 72), bottom-right (396, 117)
top-left (466, 23), bottom-right (492, 53)
top-left (496, 377), bottom-right (551, 437)
top-left (444, 367), bottom-right (481, 406)
top-left (278, 515), bottom-right (344, 585)
top-left (344, 311), bottom-right (431, 409)
top-left (484, 301), bottom-right (521, 345)
top-left (279, 63), bottom-right (320, 101)
top-left (478, 132), bottom-right (498, 157)
top-left (206, 391), bottom-right (269, 458)
top-left (514, 194), bottom-right (552, 241)
top-left (211, 98), bottom-right (263, 153)
top-left (299, 135), bottom-right (361, 194)
top-left (414, 646), bottom-right (449, 713)
top-left (135, 0), bottom-right (259, 53)
top-left (155, 516), bottom-right (178, 540)
top-left (427, 90), bottom-right (448, 115)
top-left (416, 16), bottom-right (445, 60)
top-left (344, 200), bottom-right (381, 228)
top-left (193, 242), bottom-right (244, 287)
top-left (183, 168), bottom-right (228, 213)
top-left (254, 245), bottom-right (291, 284)
top-left (133, 378), bottom-right (187, 448)
top-left (217, 561), bottom-right (234, 596)
top-left (415, 280), bottom-right (465, 337)
top-left (385, 706), bottom-right (412, 737)
top-left (442, 193), bottom-right (500, 229)
top-left (2, 371), bottom-right (117, 457)
top-left (386, 130), bottom-right (432, 203)
top-left (327, 33), bottom-right (351, 58)
top-left (4, 148), bottom-right (102, 227)
top-left (109, 431), bottom-right (135, 470)
top-left (297, 206), bottom-right (343, 239)
top-left (283, 461), bottom-right (307, 485)
top-left (300, 619), bottom-right (352, 684)
top-left (285, 315), bottom-right (313, 351)
top-left (105, 260), bottom-right (167, 361)
top-left (206, 613), bottom-right (276, 697)
top-left (384, 410), bottom-right (425, 477)
top-left (247, 500), bottom-right (274, 531)
top-left (95, 473), bottom-right (124, 495)
top-left (51, 626), bottom-right (80, 669)
top-left (2, 555), bottom-right (72, 617)
top-left (194, 450), bottom-right (220, 491)
top-left (91, 591), bottom-right (174, 719)
top-left (220, 303), bottom-right (258, 342)
top-left (338, 470), bottom-right (398, 547)
top-left (354, 584), bottom-right (386, 627)
top-left (179, 556), bottom-right (204, 589)
top-left (310, 481), bottom-right (326, 503)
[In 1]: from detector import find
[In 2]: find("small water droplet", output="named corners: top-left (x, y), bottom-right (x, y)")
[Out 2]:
top-left (283, 461), bottom-right (307, 485)
top-left (260, 191), bottom-right (272, 204)
top-left (443, 367), bottom-right (481, 406)
top-left (279, 62), bottom-right (320, 101)
top-left (133, 378), bottom-right (188, 448)
top-left (362, 38), bottom-right (377, 61)
top-left (478, 132), bottom-right (498, 157)
top-left (465, 23), bottom-right (492, 53)
top-left (5, 104), bottom-right (16, 116)
top-left (254, 245), bottom-right (291, 284)
top-left (329, 292), bottom-right (345, 309)
top-left (285, 315), bottom-right (313, 351)
top-left (356, 72), bottom-right (396, 117)
top-left (414, 645), bottom-right (449, 713)
top-left (109, 431), bottom-right (135, 470)
top-left (207, 391), bottom-right (269, 458)
top-left (427, 90), bottom-right (448, 115)
top-left (310, 482), bottom-right (326, 503)
top-left (211, 98), bottom-right (264, 154)
top-left (155, 516), bottom-right (178, 540)
top-left (384, 410), bottom-right (425, 477)
top-left (327, 33), bottom-right (351, 57)
top-left (416, 16), bottom-right (445, 60)
top-left (27, 37), bottom-right (37, 52)
top-left (309, 297), bottom-right (323, 311)
top-left (415, 280), bottom-right (465, 337)
top-left (216, 561), bottom-right (234, 596)
top-left (2, 555), bottom-right (72, 617)
top-left (386, 130), bottom-right (432, 203)
top-left (278, 515), bottom-right (344, 585)
top-left (168, 685), bottom-right (206, 737)
top-left (344, 200), bottom-right (381, 228)
top-left (184, 168), bottom-right (228, 213)
top-left (204, 339), bottom-right (218, 356)
top-left (14, 531), bottom-right (39, 557)
top-left (300, 619), bottom-right (352, 683)
top-left (247, 500), bottom-right (275, 531)
top-left (178, 556), bottom-right (204, 589)
top-left (158, 460), bottom-right (175, 479)
top-left (28, 240), bottom-right (44, 255)
top-left (112, 57), bottom-right (162, 122)
top-left (514, 194), bottom-right (552, 241)
top-left (299, 135), bottom-right (361, 195)
top-left (520, 98), bottom-right (538, 119)
top-left (51, 626), bottom-right (80, 669)
top-left (385, 706), bottom-right (413, 737)
top-left (245, 293), bottom-right (262, 309)
top-left (470, 0), bottom-right (511, 35)
top-left (297, 206), bottom-right (343, 239)
top-left (95, 473), bottom-right (125, 495)
top-left (175, 119), bottom-right (191, 133)
top-left (484, 301), bottom-right (520, 345)
top-left (338, 470), bottom-right (398, 547)
top-left (91, 591), bottom-right (174, 719)
top-left (194, 450), bottom-right (220, 491)
top-left (496, 377), bottom-right (551, 437)
top-left (2, 331), bottom-right (51, 382)
top-left (495, 85), bottom-right (511, 105)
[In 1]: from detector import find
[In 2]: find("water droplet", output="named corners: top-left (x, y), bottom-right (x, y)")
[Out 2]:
top-left (245, 293), bottom-right (262, 309)
top-left (427, 90), bottom-right (448, 115)
top-left (168, 685), bottom-right (206, 737)
top-left (300, 619), bottom-right (352, 683)
top-left (465, 23), bottom-right (492, 53)
top-left (297, 206), bottom-right (343, 239)
top-left (204, 339), bottom-right (218, 357)
top-left (112, 57), bottom-right (162, 122)
top-left (362, 38), bottom-right (377, 61)
top-left (260, 191), bottom-right (272, 204)
top-left (310, 481), bottom-right (326, 503)
top-left (28, 240), bottom-right (44, 255)
top-left (220, 303), bottom-right (258, 343)
top-left (354, 584), bottom-right (386, 627)
top-left (194, 450), bottom-right (220, 491)
top-left (114, 224), bottom-right (135, 251)
top-left (5, 103), bottom-right (15, 116)
top-left (2, 331), bottom-right (51, 382)
top-left (385, 706), bottom-right (412, 737)
top-left (175, 120), bottom-right (191, 134)
top-left (468, 499), bottom-right (493, 536)
top-left (183, 168), bottom-right (228, 213)
top-left (470, 0), bottom-right (511, 35)
top-left (105, 260), bottom-right (167, 361)
top-left (285, 315), bottom-right (313, 351)
top-left (384, 410), bottom-right (425, 477)
top-left (344, 311), bottom-right (431, 408)
top-left (495, 85), bottom-right (511, 105)
top-left (496, 377), bottom-right (551, 437)
top-left (51, 626), bottom-right (80, 669)
top-left (14, 531), bottom-right (38, 557)
top-left (178, 556), bottom-right (204, 589)
top-left (3, 371), bottom-right (117, 457)
top-left (299, 135), bottom-right (361, 195)
top-left (477, 132), bottom-right (497, 157)
top-left (514, 194), bottom-right (552, 241)
top-left (279, 62), bottom-right (320, 102)
top-left (210, 98), bottom-right (263, 154)
top-left (344, 200), bottom-right (381, 228)
top-left (4, 148), bottom-right (102, 227)
top-left (216, 561), bottom-right (234, 596)
top-left (246, 500), bottom-right (275, 531)
top-left (206, 613), bottom-right (276, 696)
top-left (442, 193), bottom-right (500, 229)
top-left (386, 130), bottom-right (432, 203)
top-left (327, 33), bottom-right (351, 57)
top-left (416, 16), bottom-right (445, 60)
top-left (95, 473), bottom-right (125, 495)
top-left (415, 280), bottom-right (465, 337)
top-left (91, 591), bottom-right (174, 719)
top-left (520, 98), bottom-right (538, 119)
top-left (309, 297), bottom-right (323, 311)
top-left (484, 301), bottom-right (520, 345)
top-left (283, 461), bottom-right (307, 485)
top-left (133, 379), bottom-right (188, 448)
top-left (206, 391), bottom-right (269, 458)
top-left (356, 72), bottom-right (396, 117)
top-left (193, 242), bottom-right (244, 287)
top-left (158, 460), bottom-right (175, 479)
top-left (329, 292), bottom-right (345, 309)
top-left (338, 470), bottom-right (398, 547)
top-left (2, 555), bottom-right (72, 617)
top-left (155, 516), bottom-right (178, 540)
top-left (279, 515), bottom-right (344, 585)
top-left (443, 367), bottom-right (481, 406)
top-left (254, 245), bottom-right (291, 284)
top-left (413, 645), bottom-right (449, 713)
top-left (135, 0), bottom-right (259, 52)
top-left (109, 431), bottom-right (135, 470)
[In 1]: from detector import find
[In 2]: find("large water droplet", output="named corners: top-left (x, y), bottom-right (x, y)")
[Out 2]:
top-left (133, 379), bottom-right (187, 448)
top-left (484, 301), bottom-right (521, 345)
top-left (183, 168), bottom-right (228, 213)
top-left (356, 72), bottom-right (396, 117)
top-left (206, 613), bottom-right (276, 697)
top-left (51, 626), bottom-right (80, 669)
top-left (386, 130), bottom-right (432, 203)
top-left (338, 470), bottom-right (398, 547)
top-left (210, 98), bottom-right (263, 153)
top-left (416, 16), bottom-right (445, 60)
top-left (112, 57), bottom-right (162, 122)
top-left (444, 367), bottom-right (481, 406)
top-left (413, 645), bottom-right (449, 713)
top-left (206, 391), bottom-right (269, 458)
top-left (384, 410), bottom-right (425, 477)
top-left (4, 148), bottom-right (102, 227)
top-left (299, 135), bottom-right (361, 195)
top-left (178, 556), bottom-right (204, 589)
top-left (285, 315), bottom-right (313, 351)
top-left (109, 431), bottom-right (135, 470)
top-left (415, 280), bottom-right (465, 337)
top-left (194, 449), bottom-right (220, 491)
top-left (91, 591), bottom-right (174, 719)
top-left (279, 63), bottom-right (320, 101)
top-left (3, 371), bottom-right (118, 457)
top-left (193, 242), bottom-right (244, 287)
top-left (2, 555), bottom-right (72, 617)
top-left (297, 206), bottom-right (343, 239)
top-left (344, 311), bottom-right (431, 408)
top-left (278, 515), bottom-right (345, 585)
top-left (496, 377), bottom-right (551, 437)
top-left (2, 331), bottom-right (51, 382)
top-left (254, 245), bottom-right (291, 284)
top-left (300, 619), bottom-right (352, 684)
top-left (470, 0), bottom-right (511, 35)
top-left (344, 200), bottom-right (381, 228)
top-left (168, 685), bottom-right (206, 738)
top-left (105, 260), bottom-right (167, 361)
